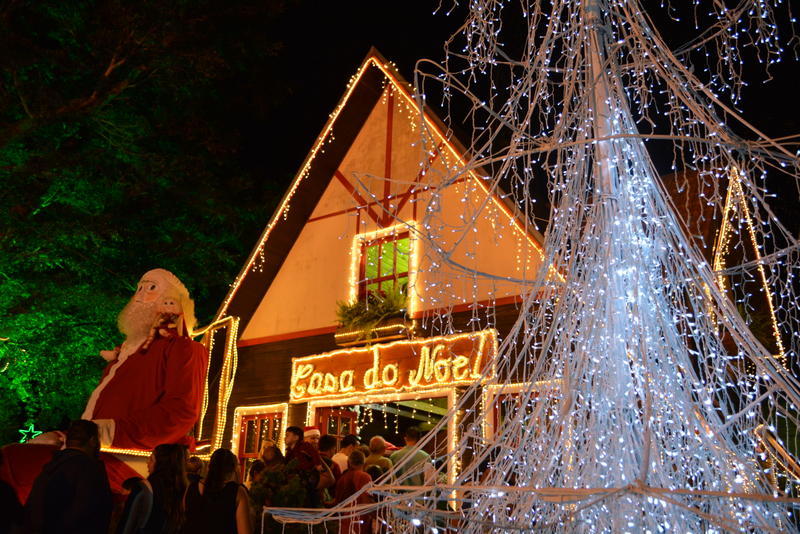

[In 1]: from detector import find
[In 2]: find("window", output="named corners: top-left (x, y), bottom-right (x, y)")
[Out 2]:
top-left (316, 407), bottom-right (358, 449)
top-left (237, 412), bottom-right (283, 473)
top-left (359, 233), bottom-right (411, 299)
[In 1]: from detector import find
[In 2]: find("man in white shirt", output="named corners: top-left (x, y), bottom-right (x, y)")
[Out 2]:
top-left (331, 434), bottom-right (360, 473)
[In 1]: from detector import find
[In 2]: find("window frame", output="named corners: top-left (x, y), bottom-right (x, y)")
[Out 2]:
top-left (358, 231), bottom-right (411, 300)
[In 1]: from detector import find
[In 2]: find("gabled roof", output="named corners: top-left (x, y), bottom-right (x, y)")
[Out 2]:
top-left (213, 48), bottom-right (545, 325)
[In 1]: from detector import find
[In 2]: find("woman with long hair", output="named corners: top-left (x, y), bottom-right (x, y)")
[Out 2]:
top-left (259, 440), bottom-right (284, 471)
top-left (182, 448), bottom-right (252, 534)
top-left (143, 444), bottom-right (188, 534)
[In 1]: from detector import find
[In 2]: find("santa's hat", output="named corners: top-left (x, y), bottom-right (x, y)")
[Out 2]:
top-left (304, 426), bottom-right (321, 438)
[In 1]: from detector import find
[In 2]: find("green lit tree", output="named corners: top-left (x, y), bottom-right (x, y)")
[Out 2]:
top-left (0, 0), bottom-right (290, 443)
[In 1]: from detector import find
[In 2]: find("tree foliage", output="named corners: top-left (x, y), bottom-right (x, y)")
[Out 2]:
top-left (0, 0), bottom-right (292, 443)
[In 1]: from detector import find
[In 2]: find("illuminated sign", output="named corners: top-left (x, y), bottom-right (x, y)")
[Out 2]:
top-left (290, 329), bottom-right (497, 402)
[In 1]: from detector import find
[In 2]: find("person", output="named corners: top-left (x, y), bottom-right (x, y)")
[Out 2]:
top-left (141, 444), bottom-right (187, 534)
top-left (389, 427), bottom-right (433, 487)
top-left (318, 435), bottom-right (342, 480)
top-left (284, 427), bottom-right (323, 473)
top-left (259, 440), bottom-right (284, 473)
top-left (245, 460), bottom-right (265, 490)
top-left (182, 448), bottom-right (252, 534)
top-left (364, 436), bottom-right (392, 476)
top-left (365, 465), bottom-right (383, 484)
top-left (0, 449), bottom-right (23, 534)
top-left (303, 426), bottom-right (321, 449)
top-left (331, 434), bottom-right (360, 473)
top-left (24, 419), bottom-right (112, 534)
top-left (115, 477), bottom-right (152, 534)
top-left (81, 269), bottom-right (209, 450)
top-left (283, 426), bottom-right (332, 508)
top-left (186, 456), bottom-right (204, 484)
top-left (249, 441), bottom-right (284, 533)
top-left (333, 451), bottom-right (373, 534)
top-left (317, 435), bottom-right (342, 506)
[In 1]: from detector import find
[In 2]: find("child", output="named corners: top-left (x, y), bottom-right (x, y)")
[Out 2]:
top-left (334, 450), bottom-right (373, 534)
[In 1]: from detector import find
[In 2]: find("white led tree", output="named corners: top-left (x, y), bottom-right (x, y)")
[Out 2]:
top-left (383, 0), bottom-right (800, 532)
top-left (270, 1), bottom-right (800, 531)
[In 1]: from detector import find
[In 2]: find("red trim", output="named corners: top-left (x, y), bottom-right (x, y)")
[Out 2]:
top-left (307, 206), bottom-right (354, 223)
top-left (238, 325), bottom-right (338, 347)
top-left (382, 91), bottom-right (394, 226)
top-left (307, 173), bottom-right (467, 224)
top-left (394, 141), bottom-right (444, 217)
top-left (333, 170), bottom-right (382, 225)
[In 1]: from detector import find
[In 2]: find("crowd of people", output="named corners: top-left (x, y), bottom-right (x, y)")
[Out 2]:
top-left (0, 420), bottom-right (434, 534)
top-left (246, 425), bottom-right (433, 534)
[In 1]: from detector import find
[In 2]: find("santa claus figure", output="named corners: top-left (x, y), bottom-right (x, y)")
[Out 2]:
top-left (1, 269), bottom-right (209, 500)
top-left (82, 268), bottom-right (208, 450)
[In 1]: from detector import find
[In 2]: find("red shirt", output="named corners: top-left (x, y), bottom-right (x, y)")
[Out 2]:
top-left (334, 469), bottom-right (373, 534)
top-left (334, 469), bottom-right (372, 505)
top-left (285, 441), bottom-right (323, 472)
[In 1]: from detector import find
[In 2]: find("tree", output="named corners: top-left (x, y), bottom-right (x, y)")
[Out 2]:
top-left (0, 0), bottom-right (292, 443)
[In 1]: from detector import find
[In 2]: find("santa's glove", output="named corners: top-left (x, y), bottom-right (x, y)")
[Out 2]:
top-left (100, 349), bottom-right (119, 362)
top-left (93, 419), bottom-right (116, 448)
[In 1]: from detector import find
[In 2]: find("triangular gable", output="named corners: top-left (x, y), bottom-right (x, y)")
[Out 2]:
top-left (215, 49), bottom-right (546, 339)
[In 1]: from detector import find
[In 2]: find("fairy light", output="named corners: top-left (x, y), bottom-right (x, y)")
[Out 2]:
top-left (754, 425), bottom-right (800, 486)
top-left (230, 403), bottom-right (289, 456)
top-left (712, 167), bottom-right (786, 364)
top-left (195, 316), bottom-right (240, 452)
top-left (195, 315), bottom-right (239, 441)
top-left (290, 329), bottom-right (497, 402)
top-left (213, 317), bottom-right (240, 451)
top-left (101, 446), bottom-right (153, 457)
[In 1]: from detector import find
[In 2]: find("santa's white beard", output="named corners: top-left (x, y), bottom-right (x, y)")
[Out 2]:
top-left (117, 298), bottom-right (158, 343)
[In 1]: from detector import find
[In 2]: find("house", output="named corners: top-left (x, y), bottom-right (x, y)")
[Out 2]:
top-left (193, 50), bottom-right (784, 481)
top-left (194, 49), bottom-right (548, 478)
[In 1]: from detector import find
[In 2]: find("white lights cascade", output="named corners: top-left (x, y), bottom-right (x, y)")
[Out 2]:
top-left (268, 0), bottom-right (800, 532)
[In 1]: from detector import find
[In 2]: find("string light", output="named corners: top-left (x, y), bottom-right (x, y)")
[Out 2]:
top-left (290, 329), bottom-right (497, 402)
top-left (230, 403), bottom-right (289, 455)
top-left (194, 316), bottom-right (240, 451)
top-left (712, 167), bottom-right (786, 365)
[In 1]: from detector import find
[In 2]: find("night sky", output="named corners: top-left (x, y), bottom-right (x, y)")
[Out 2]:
top-left (248, 1), bottom-right (799, 193)
top-left (235, 2), bottom-right (463, 191)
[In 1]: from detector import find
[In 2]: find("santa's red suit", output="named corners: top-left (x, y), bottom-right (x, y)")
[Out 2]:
top-left (85, 327), bottom-right (208, 450)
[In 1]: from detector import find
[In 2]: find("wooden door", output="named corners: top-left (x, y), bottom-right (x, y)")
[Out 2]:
top-left (316, 407), bottom-right (358, 448)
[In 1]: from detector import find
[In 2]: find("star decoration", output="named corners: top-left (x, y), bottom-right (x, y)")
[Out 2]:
top-left (18, 424), bottom-right (42, 443)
